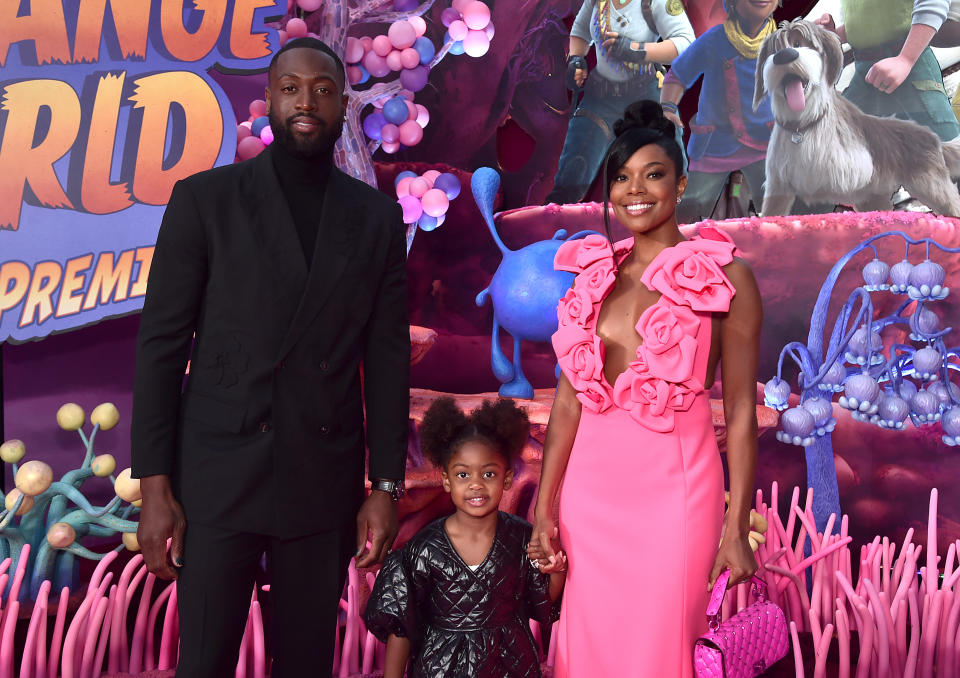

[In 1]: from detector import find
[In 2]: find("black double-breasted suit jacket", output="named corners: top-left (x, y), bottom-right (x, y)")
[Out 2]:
top-left (131, 148), bottom-right (409, 538)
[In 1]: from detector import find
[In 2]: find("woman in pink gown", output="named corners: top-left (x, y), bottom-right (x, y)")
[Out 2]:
top-left (529, 101), bottom-right (762, 677)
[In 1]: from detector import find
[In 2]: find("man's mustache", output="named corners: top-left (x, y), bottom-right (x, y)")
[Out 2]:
top-left (286, 114), bottom-right (325, 126)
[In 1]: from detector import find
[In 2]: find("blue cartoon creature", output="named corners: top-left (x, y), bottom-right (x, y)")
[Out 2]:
top-left (472, 167), bottom-right (599, 399)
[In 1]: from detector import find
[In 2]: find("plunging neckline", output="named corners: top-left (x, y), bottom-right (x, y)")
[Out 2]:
top-left (442, 513), bottom-right (502, 573)
top-left (596, 244), bottom-right (667, 389)
top-left (552, 228), bottom-right (738, 425)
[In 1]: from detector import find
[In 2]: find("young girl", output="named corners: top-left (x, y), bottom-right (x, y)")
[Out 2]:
top-left (363, 397), bottom-right (566, 678)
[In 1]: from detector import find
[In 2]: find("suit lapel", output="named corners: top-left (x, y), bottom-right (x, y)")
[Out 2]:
top-left (277, 168), bottom-right (358, 360)
top-left (248, 149), bottom-right (309, 306)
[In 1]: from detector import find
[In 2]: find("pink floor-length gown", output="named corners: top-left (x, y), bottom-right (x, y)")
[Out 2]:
top-left (550, 228), bottom-right (738, 677)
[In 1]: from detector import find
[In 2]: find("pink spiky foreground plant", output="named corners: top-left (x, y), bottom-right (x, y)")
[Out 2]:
top-left (2, 483), bottom-right (959, 676)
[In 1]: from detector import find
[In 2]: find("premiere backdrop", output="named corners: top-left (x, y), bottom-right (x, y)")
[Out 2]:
top-left (4, 0), bottom-right (958, 553)
top-left (0, 0), bottom-right (282, 343)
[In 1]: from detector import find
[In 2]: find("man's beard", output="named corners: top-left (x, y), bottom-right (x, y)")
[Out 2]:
top-left (268, 109), bottom-right (343, 159)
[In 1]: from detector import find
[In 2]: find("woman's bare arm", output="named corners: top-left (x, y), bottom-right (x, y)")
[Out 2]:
top-left (710, 258), bottom-right (763, 588)
top-left (530, 374), bottom-right (582, 559)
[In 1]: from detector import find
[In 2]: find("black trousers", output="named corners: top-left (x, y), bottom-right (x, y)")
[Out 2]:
top-left (174, 521), bottom-right (355, 678)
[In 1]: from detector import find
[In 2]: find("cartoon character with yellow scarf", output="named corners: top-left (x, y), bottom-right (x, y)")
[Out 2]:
top-left (660, 0), bottom-right (780, 223)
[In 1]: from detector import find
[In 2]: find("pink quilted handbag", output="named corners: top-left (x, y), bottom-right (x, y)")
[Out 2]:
top-left (693, 570), bottom-right (789, 678)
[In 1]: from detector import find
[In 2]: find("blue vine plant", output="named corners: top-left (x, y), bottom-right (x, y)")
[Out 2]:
top-left (763, 231), bottom-right (960, 533)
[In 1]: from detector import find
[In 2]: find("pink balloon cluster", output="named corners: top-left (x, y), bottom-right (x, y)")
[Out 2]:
top-left (235, 99), bottom-right (273, 161)
top-left (365, 91), bottom-right (430, 154)
top-left (344, 17), bottom-right (432, 90)
top-left (395, 170), bottom-right (462, 230)
top-left (442, 0), bottom-right (495, 58)
top-left (275, 14), bottom-right (323, 48)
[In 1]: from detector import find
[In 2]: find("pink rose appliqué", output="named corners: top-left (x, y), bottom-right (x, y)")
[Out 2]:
top-left (635, 303), bottom-right (700, 382)
top-left (576, 381), bottom-right (613, 413)
top-left (552, 326), bottom-right (605, 392)
top-left (554, 234), bottom-right (614, 273)
top-left (579, 259), bottom-right (617, 302)
top-left (557, 287), bottom-right (596, 328)
top-left (695, 226), bottom-right (740, 256)
top-left (641, 246), bottom-right (736, 313)
top-left (613, 371), bottom-right (696, 432)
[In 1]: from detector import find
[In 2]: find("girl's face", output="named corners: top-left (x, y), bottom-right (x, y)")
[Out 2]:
top-left (609, 143), bottom-right (686, 236)
top-left (441, 440), bottom-right (513, 519)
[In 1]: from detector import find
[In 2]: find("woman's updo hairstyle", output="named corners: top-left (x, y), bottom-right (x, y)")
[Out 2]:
top-left (420, 397), bottom-right (529, 470)
top-left (602, 100), bottom-right (685, 242)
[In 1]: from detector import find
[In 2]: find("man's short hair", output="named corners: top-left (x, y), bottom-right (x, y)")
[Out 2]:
top-left (269, 37), bottom-right (347, 90)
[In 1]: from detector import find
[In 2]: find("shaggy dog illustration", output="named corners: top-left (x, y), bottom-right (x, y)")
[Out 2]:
top-left (754, 18), bottom-right (960, 216)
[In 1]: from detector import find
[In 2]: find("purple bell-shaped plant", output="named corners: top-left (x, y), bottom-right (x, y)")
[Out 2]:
top-left (817, 361), bottom-right (847, 393)
top-left (911, 389), bottom-right (941, 424)
top-left (942, 406), bottom-right (960, 445)
top-left (909, 307), bottom-right (940, 341)
top-left (845, 326), bottom-right (884, 366)
top-left (776, 406), bottom-right (816, 447)
top-left (908, 260), bottom-right (948, 301)
top-left (912, 346), bottom-right (942, 381)
top-left (801, 396), bottom-right (836, 436)
top-left (876, 391), bottom-right (910, 429)
top-left (889, 259), bottom-right (913, 294)
top-left (767, 230), bottom-right (960, 534)
top-left (764, 377), bottom-right (791, 411)
top-left (898, 379), bottom-right (919, 402)
top-left (926, 381), bottom-right (960, 410)
top-left (861, 258), bottom-right (890, 291)
top-left (839, 372), bottom-right (880, 416)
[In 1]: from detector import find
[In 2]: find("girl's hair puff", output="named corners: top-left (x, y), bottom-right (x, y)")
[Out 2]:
top-left (420, 397), bottom-right (530, 469)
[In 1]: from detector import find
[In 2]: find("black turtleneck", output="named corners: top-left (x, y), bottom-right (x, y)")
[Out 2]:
top-left (270, 141), bottom-right (334, 270)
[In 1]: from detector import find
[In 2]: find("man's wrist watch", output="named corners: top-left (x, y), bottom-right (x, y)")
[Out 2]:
top-left (372, 478), bottom-right (404, 501)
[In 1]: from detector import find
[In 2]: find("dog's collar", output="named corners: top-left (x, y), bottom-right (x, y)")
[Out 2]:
top-left (775, 112), bottom-right (827, 144)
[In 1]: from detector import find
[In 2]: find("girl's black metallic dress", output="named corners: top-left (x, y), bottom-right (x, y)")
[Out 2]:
top-left (363, 512), bottom-right (560, 677)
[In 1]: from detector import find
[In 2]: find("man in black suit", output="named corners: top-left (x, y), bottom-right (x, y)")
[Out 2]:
top-left (131, 38), bottom-right (409, 677)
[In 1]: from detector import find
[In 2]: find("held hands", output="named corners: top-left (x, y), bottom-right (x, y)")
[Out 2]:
top-left (355, 489), bottom-right (398, 568)
top-left (527, 529), bottom-right (568, 573)
top-left (138, 475), bottom-right (186, 580)
top-left (866, 55), bottom-right (913, 93)
top-left (603, 32), bottom-right (646, 64)
top-left (530, 515), bottom-right (559, 561)
top-left (708, 532), bottom-right (758, 591)
top-left (527, 519), bottom-right (568, 573)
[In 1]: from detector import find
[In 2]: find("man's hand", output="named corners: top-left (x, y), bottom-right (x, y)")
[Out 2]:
top-left (355, 490), bottom-right (398, 568)
top-left (138, 475), bottom-right (186, 580)
top-left (866, 55), bottom-right (913, 93)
